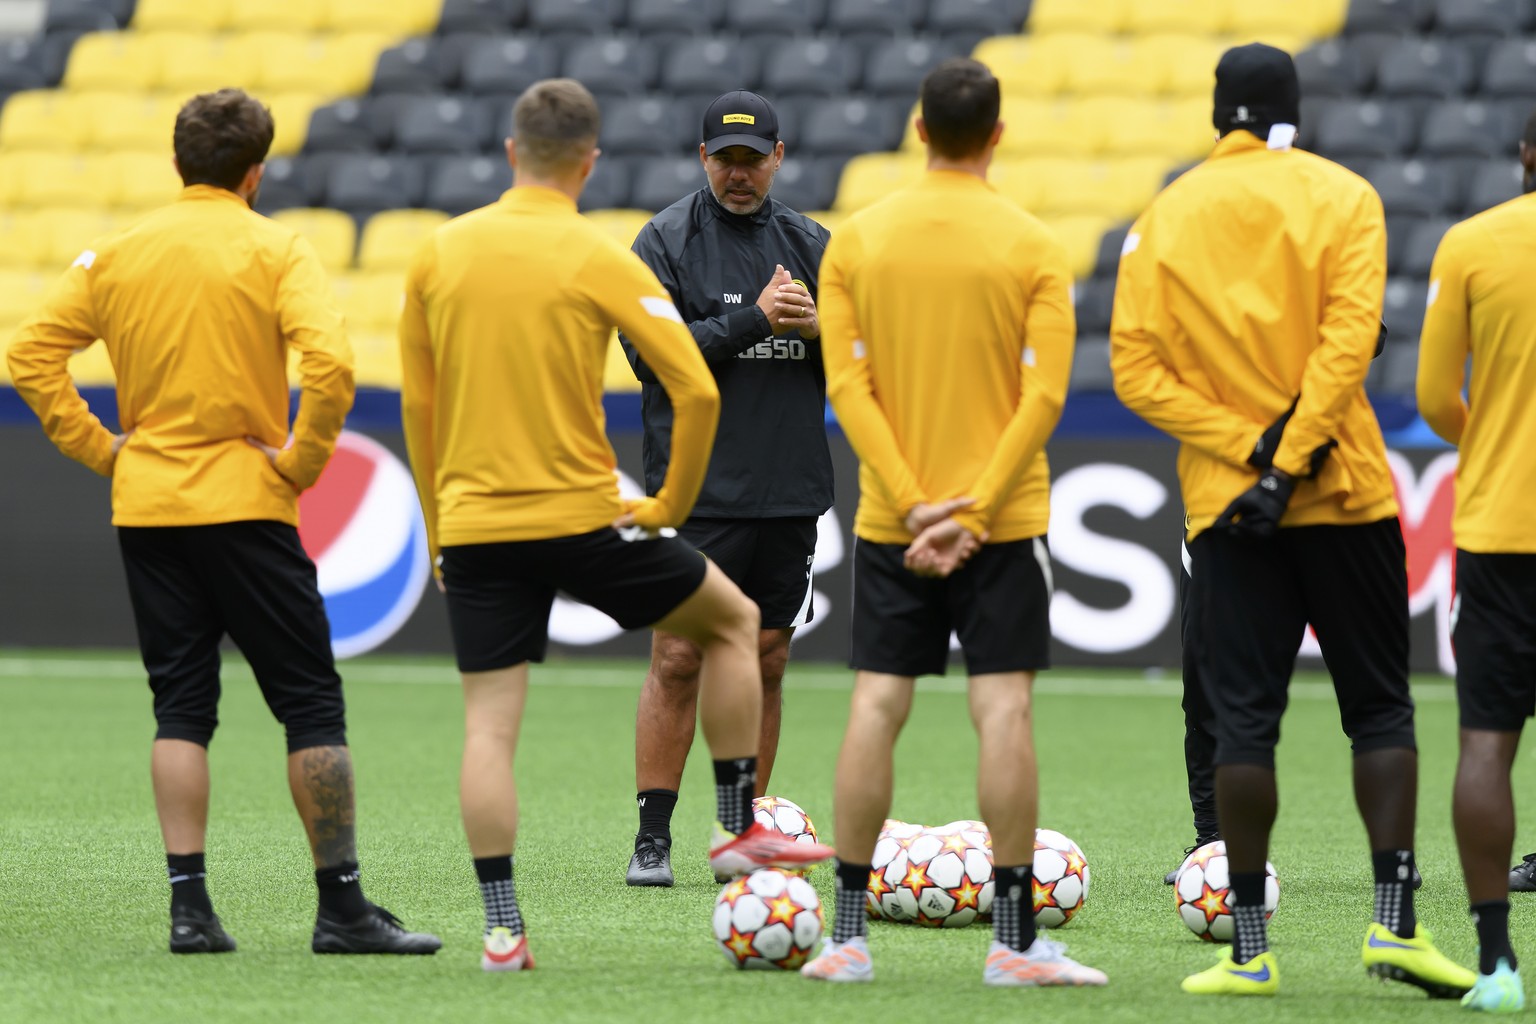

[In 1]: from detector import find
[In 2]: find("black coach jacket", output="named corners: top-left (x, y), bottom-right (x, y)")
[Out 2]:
top-left (620, 186), bottom-right (835, 519)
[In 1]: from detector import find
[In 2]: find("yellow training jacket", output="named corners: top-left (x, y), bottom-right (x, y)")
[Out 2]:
top-left (1418, 192), bottom-right (1536, 553)
top-left (819, 170), bottom-right (1075, 544)
top-left (1111, 131), bottom-right (1397, 537)
top-left (6, 185), bottom-right (354, 527)
top-left (400, 186), bottom-right (720, 561)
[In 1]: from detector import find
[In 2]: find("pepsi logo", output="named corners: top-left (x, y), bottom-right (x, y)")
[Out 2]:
top-left (298, 431), bottom-right (430, 658)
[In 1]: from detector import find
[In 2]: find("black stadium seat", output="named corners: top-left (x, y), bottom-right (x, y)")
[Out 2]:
top-left (1367, 158), bottom-right (1461, 216)
top-left (1373, 38), bottom-right (1474, 97)
top-left (1314, 99), bottom-right (1417, 157)
top-left (580, 154), bottom-right (636, 209)
top-left (1343, 0), bottom-right (1435, 33)
top-left (826, 0), bottom-right (928, 43)
top-left (802, 96), bottom-right (904, 153)
top-left (564, 36), bottom-right (661, 96)
top-left (724, 0), bottom-right (828, 33)
top-left (325, 155), bottom-right (429, 217)
top-left (461, 35), bottom-right (562, 97)
top-left (0, 36), bottom-right (52, 94)
top-left (767, 155), bottom-right (845, 210)
top-left (255, 156), bottom-right (329, 213)
top-left (599, 95), bottom-right (693, 155)
top-left (1381, 275), bottom-right (1429, 342)
top-left (1418, 99), bottom-right (1521, 157)
top-left (1481, 39), bottom-right (1536, 96)
top-left (437, 0), bottom-right (529, 33)
top-left (1400, 217), bottom-right (1456, 276)
top-left (863, 36), bottom-right (959, 95)
top-left (661, 37), bottom-right (762, 95)
top-left (1294, 40), bottom-right (1373, 97)
top-left (372, 38), bottom-right (454, 94)
top-left (393, 95), bottom-right (495, 154)
top-left (1074, 277), bottom-right (1116, 335)
top-left (1093, 223), bottom-right (1130, 277)
top-left (425, 155), bottom-right (510, 214)
top-left (925, 0), bottom-right (1028, 38)
top-left (760, 37), bottom-right (862, 96)
top-left (306, 100), bottom-right (379, 153)
top-left (630, 156), bottom-right (706, 211)
top-left (1070, 337), bottom-right (1115, 393)
top-left (630, 0), bottom-right (725, 32)
top-left (1465, 160), bottom-right (1524, 212)
top-left (528, 0), bottom-right (628, 32)
top-left (1433, 0), bottom-right (1534, 35)
top-left (44, 0), bottom-right (129, 33)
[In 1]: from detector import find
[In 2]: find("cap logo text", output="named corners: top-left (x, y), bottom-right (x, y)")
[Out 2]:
top-left (722, 113), bottom-right (755, 125)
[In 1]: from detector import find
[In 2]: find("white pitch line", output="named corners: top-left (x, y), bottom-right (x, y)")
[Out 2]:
top-left (0, 655), bottom-right (1456, 702)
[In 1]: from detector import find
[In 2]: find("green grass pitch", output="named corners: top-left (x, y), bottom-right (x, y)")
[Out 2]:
top-left (2, 649), bottom-right (1531, 1023)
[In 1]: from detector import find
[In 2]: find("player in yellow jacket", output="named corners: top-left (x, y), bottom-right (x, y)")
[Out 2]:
top-left (398, 79), bottom-right (832, 972)
top-left (1418, 112), bottom-right (1536, 1014)
top-left (6, 89), bottom-right (439, 956)
top-left (799, 58), bottom-right (1103, 989)
top-left (1111, 45), bottom-right (1473, 998)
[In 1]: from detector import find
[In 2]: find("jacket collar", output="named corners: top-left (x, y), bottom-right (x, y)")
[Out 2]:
top-left (702, 186), bottom-right (775, 229)
top-left (499, 185), bottom-right (579, 212)
top-left (1209, 130), bottom-right (1273, 160)
top-left (179, 184), bottom-right (251, 206)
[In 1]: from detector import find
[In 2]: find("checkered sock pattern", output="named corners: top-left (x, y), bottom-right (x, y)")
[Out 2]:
top-left (1229, 870), bottom-right (1270, 964)
top-left (833, 861), bottom-right (871, 944)
top-left (1372, 849), bottom-right (1416, 938)
top-left (712, 757), bottom-right (757, 836)
top-left (992, 864), bottom-right (1036, 953)
top-left (474, 855), bottom-right (523, 937)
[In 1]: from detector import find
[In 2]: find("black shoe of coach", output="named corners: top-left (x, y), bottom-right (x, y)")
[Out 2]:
top-left (312, 903), bottom-right (442, 954)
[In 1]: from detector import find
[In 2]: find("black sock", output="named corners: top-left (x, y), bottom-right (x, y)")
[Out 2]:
top-left (992, 864), bottom-right (1038, 953)
top-left (637, 788), bottom-right (679, 842)
top-left (315, 860), bottom-right (369, 921)
top-left (833, 861), bottom-right (870, 944)
top-left (167, 852), bottom-right (213, 917)
top-left (475, 855), bottom-right (523, 937)
top-left (1230, 871), bottom-right (1270, 964)
top-left (1371, 849), bottom-right (1416, 938)
top-left (1472, 900), bottom-right (1516, 975)
top-left (712, 757), bottom-right (757, 836)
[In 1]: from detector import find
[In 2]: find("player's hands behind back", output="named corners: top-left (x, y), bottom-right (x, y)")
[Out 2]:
top-left (904, 498), bottom-right (985, 578)
top-left (1214, 469), bottom-right (1295, 540)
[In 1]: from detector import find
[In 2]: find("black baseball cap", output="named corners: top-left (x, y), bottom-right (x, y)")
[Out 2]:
top-left (702, 91), bottom-right (779, 155)
top-left (1212, 43), bottom-right (1301, 137)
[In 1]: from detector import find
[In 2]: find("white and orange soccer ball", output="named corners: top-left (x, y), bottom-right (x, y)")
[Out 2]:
top-left (752, 796), bottom-right (820, 847)
top-left (712, 868), bottom-right (824, 970)
top-left (869, 826), bottom-right (994, 927)
top-left (1032, 828), bottom-right (1090, 928)
top-left (1173, 840), bottom-right (1280, 942)
top-left (867, 820), bottom-right (926, 920)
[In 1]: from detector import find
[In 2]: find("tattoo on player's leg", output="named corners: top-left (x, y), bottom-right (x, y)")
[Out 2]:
top-left (302, 745), bottom-right (358, 867)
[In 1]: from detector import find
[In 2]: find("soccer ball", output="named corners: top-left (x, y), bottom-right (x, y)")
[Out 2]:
top-left (713, 868), bottom-right (824, 970)
top-left (752, 795), bottom-right (820, 846)
top-left (867, 820), bottom-right (926, 920)
top-left (1173, 840), bottom-right (1280, 942)
top-left (871, 827), bottom-right (994, 927)
top-left (1033, 828), bottom-right (1090, 928)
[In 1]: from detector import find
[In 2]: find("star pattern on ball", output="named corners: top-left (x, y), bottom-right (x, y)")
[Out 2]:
top-left (941, 833), bottom-right (971, 855)
top-left (1194, 883), bottom-right (1230, 924)
top-left (1064, 849), bottom-right (1087, 877)
top-left (776, 946), bottom-right (811, 971)
top-left (1032, 875), bottom-right (1058, 912)
top-left (867, 866), bottom-right (893, 898)
top-left (723, 926), bottom-right (759, 964)
top-left (953, 876), bottom-right (983, 911)
top-left (902, 861), bottom-right (932, 898)
top-left (720, 877), bottom-right (750, 906)
top-left (754, 796), bottom-right (782, 813)
top-left (765, 894), bottom-right (799, 928)
top-left (1188, 845), bottom-right (1223, 871)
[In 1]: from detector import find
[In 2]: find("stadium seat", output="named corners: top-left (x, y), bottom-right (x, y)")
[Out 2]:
top-left (325, 155), bottom-right (428, 218)
top-left (1094, 97), bottom-right (1214, 161)
top-left (437, 0), bottom-right (528, 31)
top-left (996, 98), bottom-right (1105, 158)
top-left (1381, 274), bottom-right (1429, 341)
top-left (1434, 0), bottom-right (1534, 35)
top-left (271, 208), bottom-right (358, 271)
top-left (1419, 99), bottom-right (1520, 157)
top-left (333, 272), bottom-right (404, 333)
top-left (863, 36), bottom-right (959, 95)
top-left (45, 0), bottom-right (130, 33)
top-left (306, 100), bottom-right (381, 153)
top-left (768, 156), bottom-right (844, 212)
top-left (327, 0), bottom-right (441, 34)
top-left (112, 153), bottom-right (184, 209)
top-left (580, 154), bottom-right (635, 209)
top-left (984, 156), bottom-right (1044, 209)
top-left (631, 0), bottom-right (725, 31)
top-left (393, 96), bottom-right (495, 154)
top-left (0, 269), bottom-right (51, 339)
top-left (156, 32), bottom-right (260, 97)
top-left (599, 95), bottom-right (691, 155)
top-left (224, 0), bottom-right (327, 31)
top-left (661, 37), bottom-right (762, 95)
top-left (631, 157), bottom-right (707, 212)
top-left (0, 37), bottom-right (54, 94)
top-left (1228, 0), bottom-right (1348, 38)
top-left (585, 207), bottom-right (652, 247)
top-left (133, 0), bottom-right (229, 31)
top-left (1481, 39), bottom-right (1536, 96)
top-left (425, 155), bottom-right (508, 214)
top-left (1367, 158), bottom-right (1460, 215)
top-left (1044, 214), bottom-right (1114, 279)
top-left (1069, 336), bottom-right (1115, 392)
top-left (1028, 0), bottom-right (1126, 34)
top-left (254, 156), bottom-right (330, 213)
top-left (357, 209), bottom-right (450, 271)
top-left (63, 32), bottom-right (160, 91)
top-left (1028, 157), bottom-right (1166, 220)
top-left (1093, 222), bottom-right (1131, 276)
top-left (724, 0), bottom-right (828, 34)
top-left (1314, 99), bottom-right (1416, 157)
top-left (0, 90), bottom-right (89, 150)
top-left (0, 211), bottom-right (46, 268)
top-left (564, 37), bottom-right (661, 96)
top-left (32, 206), bottom-right (123, 266)
top-left (1058, 35), bottom-right (1137, 95)
top-left (1122, 0), bottom-right (1226, 34)
top-left (802, 97), bottom-right (903, 154)
top-left (244, 32), bottom-right (394, 95)
top-left (1399, 217), bottom-right (1455, 277)
top-left (373, 38), bottom-right (454, 94)
top-left (1373, 38), bottom-right (1474, 97)
top-left (461, 35), bottom-right (561, 97)
top-left (1465, 159), bottom-right (1523, 212)
top-left (761, 37), bottom-right (860, 96)
top-left (3, 152), bottom-right (110, 208)
top-left (973, 34), bottom-right (1073, 98)
top-left (926, 0), bottom-right (1027, 38)
top-left (529, 0), bottom-right (629, 32)
top-left (1343, 0), bottom-right (1435, 33)
top-left (833, 151), bottom-right (922, 209)
top-left (826, 0), bottom-right (927, 35)
top-left (1374, 340), bottom-right (1418, 394)
top-left (1294, 39), bottom-right (1372, 97)
top-left (1147, 34), bottom-right (1229, 97)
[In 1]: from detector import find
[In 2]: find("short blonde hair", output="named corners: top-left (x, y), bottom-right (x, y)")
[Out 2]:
top-left (513, 78), bottom-right (600, 173)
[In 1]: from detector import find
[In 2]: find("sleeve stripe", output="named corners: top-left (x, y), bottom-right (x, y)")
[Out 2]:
top-left (640, 296), bottom-right (683, 323)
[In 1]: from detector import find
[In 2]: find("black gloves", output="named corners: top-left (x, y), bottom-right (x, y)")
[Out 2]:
top-left (1248, 398), bottom-right (1337, 479)
top-left (1214, 469), bottom-right (1296, 540)
top-left (1375, 319), bottom-right (1388, 359)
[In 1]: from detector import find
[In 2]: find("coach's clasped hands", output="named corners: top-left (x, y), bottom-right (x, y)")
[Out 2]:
top-left (904, 498), bottom-right (986, 579)
top-left (756, 265), bottom-right (820, 339)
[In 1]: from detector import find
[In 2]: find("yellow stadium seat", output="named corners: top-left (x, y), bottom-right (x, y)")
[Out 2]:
top-left (5, 152), bottom-right (112, 207)
top-left (1028, 0), bottom-right (1127, 34)
top-left (604, 332), bottom-right (640, 393)
top-left (64, 32), bottom-right (162, 91)
top-left (1040, 214), bottom-right (1114, 280)
top-left (111, 152), bottom-right (184, 210)
top-left (1027, 157), bottom-right (1166, 220)
top-left (0, 211), bottom-right (47, 268)
top-left (0, 269), bottom-right (52, 333)
top-left (974, 35), bottom-right (1074, 98)
top-left (1222, 34), bottom-right (1306, 55)
top-left (1144, 34), bottom-right (1228, 97)
top-left (32, 207), bottom-right (123, 267)
top-left (351, 337), bottom-right (401, 389)
top-left (357, 209), bottom-right (448, 272)
top-left (226, 0), bottom-right (325, 32)
top-left (0, 90), bottom-right (89, 151)
top-left (332, 271), bottom-right (402, 333)
top-left (584, 208), bottom-right (653, 249)
top-left (133, 0), bottom-right (230, 31)
top-left (70, 340), bottom-right (117, 386)
top-left (1123, 0), bottom-right (1228, 35)
top-left (802, 209), bottom-right (843, 234)
top-left (154, 32), bottom-right (260, 97)
top-left (260, 92), bottom-right (324, 157)
top-left (244, 32), bottom-right (393, 95)
top-left (833, 152), bottom-right (924, 211)
top-left (988, 158), bottom-right (1046, 211)
top-left (1068, 36), bottom-right (1168, 96)
top-left (1090, 97), bottom-right (1215, 162)
top-left (324, 0), bottom-right (440, 35)
top-left (997, 97), bottom-right (1106, 159)
top-left (1225, 0), bottom-right (1346, 39)
top-left (83, 92), bottom-right (181, 152)
top-left (272, 208), bottom-right (357, 271)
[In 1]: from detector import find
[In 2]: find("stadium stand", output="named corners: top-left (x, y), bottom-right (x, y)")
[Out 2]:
top-left (0, 0), bottom-right (1532, 399)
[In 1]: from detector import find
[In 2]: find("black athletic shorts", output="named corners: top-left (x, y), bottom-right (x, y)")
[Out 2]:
top-left (849, 536), bottom-right (1052, 677)
top-left (117, 521), bottom-right (346, 753)
top-left (679, 517), bottom-right (817, 630)
top-left (441, 527), bottom-right (709, 672)
top-left (1453, 549), bottom-right (1536, 731)
top-left (1188, 517), bottom-right (1415, 769)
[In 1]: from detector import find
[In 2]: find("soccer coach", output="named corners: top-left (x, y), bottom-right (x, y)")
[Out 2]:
top-left (1111, 45), bottom-right (1469, 998)
top-left (7, 89), bottom-right (439, 957)
top-left (619, 90), bottom-right (833, 887)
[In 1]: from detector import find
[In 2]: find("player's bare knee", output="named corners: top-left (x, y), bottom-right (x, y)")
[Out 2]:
top-left (651, 634), bottom-right (703, 688)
